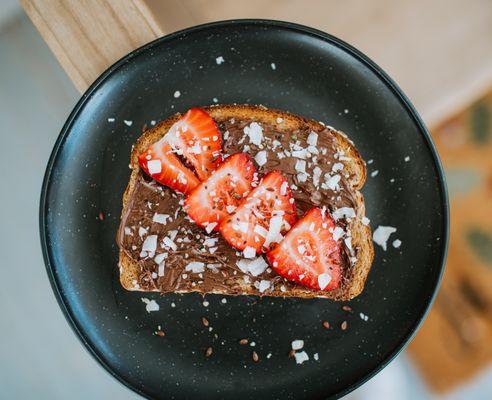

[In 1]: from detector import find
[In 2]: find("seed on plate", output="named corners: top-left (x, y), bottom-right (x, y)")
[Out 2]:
top-left (155, 330), bottom-right (165, 337)
top-left (322, 321), bottom-right (330, 329)
top-left (341, 320), bottom-right (348, 330)
top-left (288, 349), bottom-right (296, 358)
top-left (252, 351), bottom-right (259, 362)
top-left (342, 305), bottom-right (352, 312)
top-left (202, 317), bottom-right (209, 327)
top-left (205, 347), bottom-right (213, 357)
top-left (98, 211), bottom-right (104, 221)
top-left (239, 338), bottom-right (248, 345)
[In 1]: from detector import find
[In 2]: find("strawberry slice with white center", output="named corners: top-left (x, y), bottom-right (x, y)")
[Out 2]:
top-left (219, 171), bottom-right (297, 254)
top-left (266, 207), bottom-right (342, 291)
top-left (138, 141), bottom-right (200, 195)
top-left (165, 108), bottom-right (222, 180)
top-left (185, 153), bottom-right (257, 231)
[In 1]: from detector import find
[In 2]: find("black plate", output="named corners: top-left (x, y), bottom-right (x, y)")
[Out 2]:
top-left (40, 20), bottom-right (448, 400)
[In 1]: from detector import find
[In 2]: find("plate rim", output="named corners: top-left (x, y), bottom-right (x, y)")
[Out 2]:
top-left (39, 18), bottom-right (449, 400)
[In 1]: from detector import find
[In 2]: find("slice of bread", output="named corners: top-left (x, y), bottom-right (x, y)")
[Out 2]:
top-left (118, 105), bottom-right (374, 300)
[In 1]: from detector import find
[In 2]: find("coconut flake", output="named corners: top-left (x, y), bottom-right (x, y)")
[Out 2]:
top-left (291, 149), bottom-right (308, 159)
top-left (162, 236), bottom-right (177, 251)
top-left (297, 173), bottom-right (308, 183)
top-left (271, 62), bottom-right (276, 70)
top-left (318, 273), bottom-right (332, 290)
top-left (332, 226), bottom-right (345, 241)
top-left (203, 238), bottom-right (219, 247)
top-left (323, 174), bottom-right (341, 191)
top-left (255, 150), bottom-right (267, 166)
top-left (185, 262), bottom-right (205, 273)
top-left (314, 353), bottom-right (319, 361)
top-left (291, 340), bottom-right (304, 350)
top-left (280, 181), bottom-right (289, 196)
top-left (204, 222), bottom-right (218, 234)
top-left (307, 131), bottom-right (318, 146)
top-left (371, 170), bottom-right (379, 177)
top-left (258, 280), bottom-right (271, 293)
top-left (373, 226), bottom-right (397, 251)
top-left (332, 207), bottom-right (356, 220)
top-left (147, 159), bottom-right (161, 174)
top-left (124, 120), bottom-right (133, 126)
top-left (141, 298), bottom-right (159, 312)
top-left (216, 56), bottom-right (225, 65)
top-left (362, 216), bottom-right (370, 225)
top-left (158, 263), bottom-right (165, 276)
top-left (244, 122), bottom-right (263, 146)
top-left (173, 90), bottom-right (181, 98)
top-left (124, 227), bottom-right (133, 236)
top-left (237, 256), bottom-right (269, 277)
top-left (295, 159), bottom-right (306, 173)
top-left (248, 257), bottom-right (269, 276)
top-left (142, 235), bottom-right (157, 253)
top-left (154, 253), bottom-right (167, 264)
top-left (243, 246), bottom-right (256, 259)
top-left (392, 239), bottom-right (402, 248)
top-left (152, 213), bottom-right (169, 224)
top-left (254, 224), bottom-right (268, 237)
top-left (236, 259), bottom-right (250, 274)
top-left (332, 162), bottom-right (344, 172)
top-left (264, 215), bottom-right (284, 247)
top-left (313, 167), bottom-right (322, 187)
top-left (294, 351), bottom-right (309, 364)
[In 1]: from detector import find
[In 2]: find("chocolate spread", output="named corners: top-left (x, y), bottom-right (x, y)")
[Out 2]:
top-left (117, 118), bottom-right (357, 294)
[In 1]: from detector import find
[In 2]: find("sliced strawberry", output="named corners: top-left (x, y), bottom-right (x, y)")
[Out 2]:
top-left (266, 207), bottom-right (342, 291)
top-left (165, 108), bottom-right (222, 180)
top-left (138, 140), bottom-right (200, 195)
top-left (219, 171), bottom-right (297, 253)
top-left (185, 153), bottom-right (257, 231)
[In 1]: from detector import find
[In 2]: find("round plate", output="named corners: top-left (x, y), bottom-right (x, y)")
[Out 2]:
top-left (40, 20), bottom-right (448, 399)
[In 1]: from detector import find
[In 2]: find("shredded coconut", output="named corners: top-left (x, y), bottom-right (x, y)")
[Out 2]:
top-left (141, 298), bottom-right (159, 312)
top-left (373, 226), bottom-right (397, 251)
top-left (142, 235), bottom-right (157, 253)
top-left (255, 150), bottom-right (267, 166)
top-left (318, 273), bottom-right (332, 290)
top-left (258, 280), bottom-right (271, 293)
top-left (291, 340), bottom-right (304, 350)
top-left (294, 351), bottom-right (309, 364)
top-left (147, 160), bottom-right (161, 175)
top-left (185, 262), bottom-right (205, 273)
top-left (244, 122), bottom-right (263, 146)
top-left (332, 207), bottom-right (356, 220)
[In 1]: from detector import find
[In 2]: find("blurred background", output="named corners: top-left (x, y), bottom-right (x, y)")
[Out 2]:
top-left (1, 0), bottom-right (491, 398)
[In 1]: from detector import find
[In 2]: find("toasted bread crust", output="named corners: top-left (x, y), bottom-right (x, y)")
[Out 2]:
top-left (119, 105), bottom-right (374, 300)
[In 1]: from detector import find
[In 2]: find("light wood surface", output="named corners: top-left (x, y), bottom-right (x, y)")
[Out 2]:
top-left (145, 0), bottom-right (492, 129)
top-left (21, 0), bottom-right (492, 128)
top-left (20, 0), bottom-right (163, 92)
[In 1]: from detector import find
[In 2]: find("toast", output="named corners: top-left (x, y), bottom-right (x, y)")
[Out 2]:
top-left (117, 105), bottom-right (374, 300)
